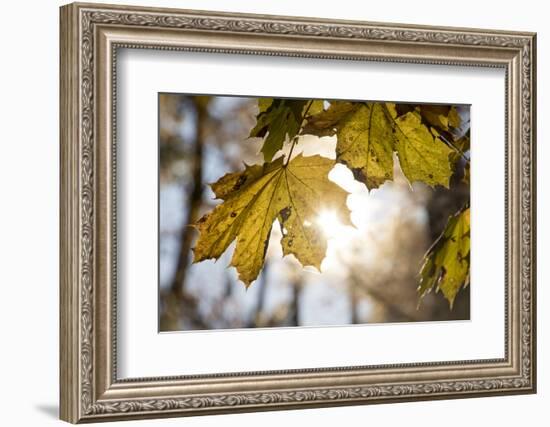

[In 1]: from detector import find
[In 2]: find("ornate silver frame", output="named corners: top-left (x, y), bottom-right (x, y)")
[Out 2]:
top-left (60, 2), bottom-right (537, 423)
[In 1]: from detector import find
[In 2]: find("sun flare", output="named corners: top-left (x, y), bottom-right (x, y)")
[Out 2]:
top-left (316, 210), bottom-right (342, 237)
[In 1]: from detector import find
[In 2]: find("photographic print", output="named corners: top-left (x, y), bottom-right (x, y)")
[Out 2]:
top-left (159, 95), bottom-right (471, 331)
top-left (60, 4), bottom-right (536, 421)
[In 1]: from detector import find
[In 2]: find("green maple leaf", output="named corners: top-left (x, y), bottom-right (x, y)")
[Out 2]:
top-left (192, 154), bottom-right (351, 287)
top-left (418, 207), bottom-right (470, 308)
top-left (249, 99), bottom-right (307, 162)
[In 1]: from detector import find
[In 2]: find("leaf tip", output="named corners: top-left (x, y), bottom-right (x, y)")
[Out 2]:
top-left (446, 296), bottom-right (456, 310)
top-left (238, 274), bottom-right (255, 290)
top-left (190, 247), bottom-right (204, 264)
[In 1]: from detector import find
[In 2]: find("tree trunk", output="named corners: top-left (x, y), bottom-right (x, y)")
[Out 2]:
top-left (250, 262), bottom-right (270, 327)
top-left (349, 280), bottom-right (360, 324)
top-left (160, 98), bottom-right (207, 331)
top-left (289, 279), bottom-right (303, 326)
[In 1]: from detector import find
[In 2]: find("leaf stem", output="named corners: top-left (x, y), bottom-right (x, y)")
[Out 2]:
top-left (439, 134), bottom-right (470, 165)
top-left (284, 99), bottom-right (315, 167)
top-left (285, 136), bottom-right (299, 167)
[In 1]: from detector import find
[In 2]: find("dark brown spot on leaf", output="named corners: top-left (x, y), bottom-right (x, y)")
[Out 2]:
top-left (351, 168), bottom-right (366, 183)
top-left (279, 206), bottom-right (292, 222)
top-left (232, 175), bottom-right (247, 192)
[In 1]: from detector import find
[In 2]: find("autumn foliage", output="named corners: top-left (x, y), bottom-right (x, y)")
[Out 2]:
top-left (192, 98), bottom-right (470, 308)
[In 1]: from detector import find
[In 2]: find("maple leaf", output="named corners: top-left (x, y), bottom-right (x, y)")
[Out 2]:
top-left (301, 101), bottom-right (358, 137)
top-left (192, 154), bottom-right (351, 287)
top-left (335, 103), bottom-right (395, 189)
top-left (249, 99), bottom-right (307, 162)
top-left (418, 207), bottom-right (470, 308)
top-left (418, 105), bottom-right (461, 133)
top-left (303, 101), bottom-right (454, 190)
top-left (307, 99), bottom-right (326, 116)
top-left (448, 134), bottom-right (470, 164)
top-left (462, 162), bottom-right (470, 185)
top-left (392, 109), bottom-right (454, 188)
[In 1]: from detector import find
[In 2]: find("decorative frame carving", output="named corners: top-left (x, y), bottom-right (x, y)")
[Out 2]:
top-left (60, 2), bottom-right (536, 423)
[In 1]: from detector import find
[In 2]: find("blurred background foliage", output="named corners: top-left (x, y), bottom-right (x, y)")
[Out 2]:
top-left (158, 94), bottom-right (470, 332)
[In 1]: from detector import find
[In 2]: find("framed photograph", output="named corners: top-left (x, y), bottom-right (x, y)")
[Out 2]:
top-left (60, 2), bottom-right (537, 423)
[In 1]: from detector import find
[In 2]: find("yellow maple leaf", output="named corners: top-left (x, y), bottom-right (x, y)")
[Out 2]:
top-left (193, 154), bottom-right (351, 287)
